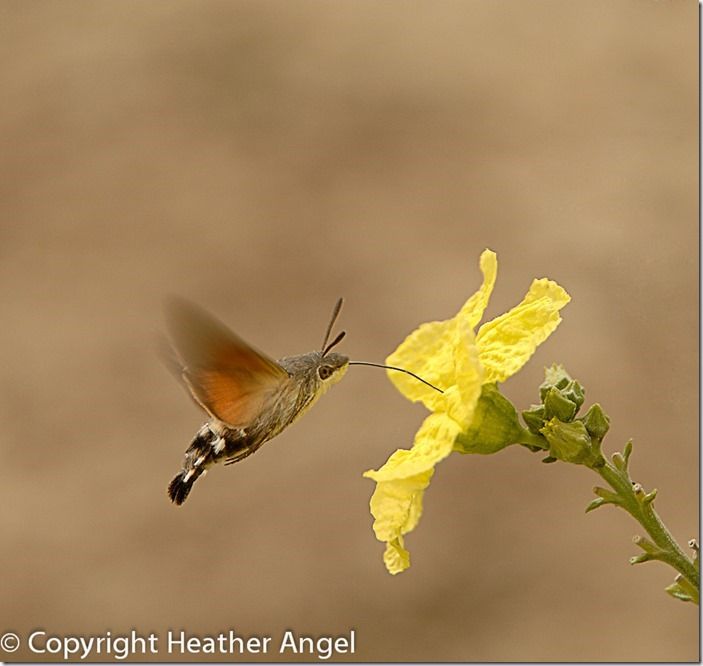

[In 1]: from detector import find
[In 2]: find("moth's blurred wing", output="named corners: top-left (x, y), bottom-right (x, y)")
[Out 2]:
top-left (166, 299), bottom-right (288, 427)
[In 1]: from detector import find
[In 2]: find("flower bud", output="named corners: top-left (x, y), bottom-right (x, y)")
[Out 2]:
top-left (539, 364), bottom-right (572, 401)
top-left (579, 403), bottom-right (610, 441)
top-left (543, 386), bottom-right (578, 422)
top-left (563, 379), bottom-right (585, 411)
top-left (540, 418), bottom-right (594, 465)
top-left (521, 404), bottom-right (546, 434)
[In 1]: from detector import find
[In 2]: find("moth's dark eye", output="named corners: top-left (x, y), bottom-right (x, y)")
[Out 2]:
top-left (318, 365), bottom-right (333, 380)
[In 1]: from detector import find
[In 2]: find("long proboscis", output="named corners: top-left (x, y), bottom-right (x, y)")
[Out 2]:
top-left (349, 361), bottom-right (444, 394)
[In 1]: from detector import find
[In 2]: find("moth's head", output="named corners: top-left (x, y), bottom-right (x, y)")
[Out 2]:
top-left (315, 297), bottom-right (349, 386)
top-left (317, 351), bottom-right (349, 385)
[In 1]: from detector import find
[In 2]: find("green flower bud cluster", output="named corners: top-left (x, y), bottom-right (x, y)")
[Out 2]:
top-left (522, 365), bottom-right (608, 468)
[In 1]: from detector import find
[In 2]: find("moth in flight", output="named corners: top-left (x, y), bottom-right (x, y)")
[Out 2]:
top-left (164, 298), bottom-right (441, 504)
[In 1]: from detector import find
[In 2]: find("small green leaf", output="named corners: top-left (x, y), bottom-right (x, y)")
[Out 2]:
top-left (612, 452), bottom-right (626, 471)
top-left (585, 497), bottom-right (607, 513)
top-left (630, 553), bottom-right (651, 565)
top-left (623, 439), bottom-right (633, 466)
top-left (642, 489), bottom-right (658, 506)
top-left (666, 583), bottom-right (694, 602)
top-left (666, 576), bottom-right (699, 604)
top-left (592, 486), bottom-right (620, 505)
top-left (633, 535), bottom-right (664, 557)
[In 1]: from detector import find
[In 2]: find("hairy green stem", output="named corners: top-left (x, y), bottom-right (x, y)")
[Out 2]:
top-left (596, 459), bottom-right (699, 598)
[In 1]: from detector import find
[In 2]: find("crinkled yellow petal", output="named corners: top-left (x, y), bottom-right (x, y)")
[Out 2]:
top-left (384, 537), bottom-right (410, 575)
top-left (364, 413), bottom-right (461, 483)
top-left (444, 317), bottom-right (483, 429)
top-left (385, 249), bottom-right (496, 414)
top-left (457, 248), bottom-right (498, 328)
top-left (366, 468), bottom-right (433, 542)
top-left (385, 314), bottom-right (483, 429)
top-left (364, 412), bottom-right (461, 572)
top-left (476, 278), bottom-right (571, 384)
top-left (384, 319), bottom-right (458, 414)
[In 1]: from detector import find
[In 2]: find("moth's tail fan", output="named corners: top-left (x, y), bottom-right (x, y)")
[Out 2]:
top-left (168, 425), bottom-right (215, 505)
top-left (168, 471), bottom-right (201, 505)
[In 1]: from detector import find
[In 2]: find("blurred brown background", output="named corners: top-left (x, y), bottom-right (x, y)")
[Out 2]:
top-left (0, 0), bottom-right (698, 662)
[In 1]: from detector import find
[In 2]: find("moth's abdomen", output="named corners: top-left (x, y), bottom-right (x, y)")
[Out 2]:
top-left (169, 422), bottom-right (268, 502)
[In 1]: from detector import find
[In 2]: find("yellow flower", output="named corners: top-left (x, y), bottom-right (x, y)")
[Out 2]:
top-left (364, 249), bottom-right (570, 574)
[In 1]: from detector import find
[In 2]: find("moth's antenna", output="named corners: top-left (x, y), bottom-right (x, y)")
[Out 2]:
top-left (349, 361), bottom-right (444, 394)
top-left (323, 330), bottom-right (346, 356)
top-left (321, 297), bottom-right (344, 352)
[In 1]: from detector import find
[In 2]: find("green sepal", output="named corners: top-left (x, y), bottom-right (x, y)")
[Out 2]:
top-left (562, 379), bottom-right (585, 411)
top-left (543, 386), bottom-right (578, 422)
top-left (454, 383), bottom-right (523, 455)
top-left (579, 403), bottom-right (610, 441)
top-left (522, 404), bottom-right (546, 434)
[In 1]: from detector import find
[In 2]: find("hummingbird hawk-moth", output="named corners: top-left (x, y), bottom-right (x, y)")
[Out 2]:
top-left (164, 297), bottom-right (440, 504)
